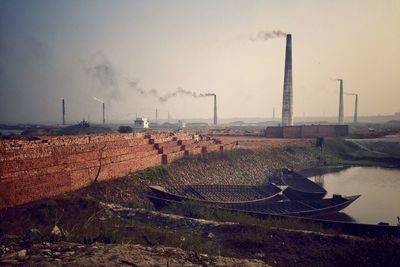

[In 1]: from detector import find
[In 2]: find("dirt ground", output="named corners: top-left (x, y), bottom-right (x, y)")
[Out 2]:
top-left (1, 242), bottom-right (269, 267)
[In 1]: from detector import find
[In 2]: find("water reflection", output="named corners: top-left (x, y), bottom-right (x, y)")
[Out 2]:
top-left (308, 167), bottom-right (400, 226)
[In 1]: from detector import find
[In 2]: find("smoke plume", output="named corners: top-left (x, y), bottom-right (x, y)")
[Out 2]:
top-left (128, 80), bottom-right (158, 96)
top-left (128, 81), bottom-right (214, 102)
top-left (159, 88), bottom-right (211, 102)
top-left (84, 53), bottom-right (120, 100)
top-left (93, 96), bottom-right (104, 103)
top-left (250, 30), bottom-right (287, 41)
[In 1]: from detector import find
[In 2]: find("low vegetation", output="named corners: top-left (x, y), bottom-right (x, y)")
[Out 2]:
top-left (323, 138), bottom-right (400, 167)
top-left (137, 165), bottom-right (173, 180)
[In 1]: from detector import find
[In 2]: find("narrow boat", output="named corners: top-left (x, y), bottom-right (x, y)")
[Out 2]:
top-left (148, 194), bottom-right (360, 218)
top-left (281, 168), bottom-right (327, 199)
top-left (220, 194), bottom-right (360, 217)
top-left (149, 184), bottom-right (282, 204)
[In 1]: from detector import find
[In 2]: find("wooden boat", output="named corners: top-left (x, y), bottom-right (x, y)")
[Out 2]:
top-left (281, 168), bottom-right (327, 199)
top-left (148, 184), bottom-right (282, 204)
top-left (220, 194), bottom-right (360, 217)
top-left (148, 194), bottom-right (360, 217)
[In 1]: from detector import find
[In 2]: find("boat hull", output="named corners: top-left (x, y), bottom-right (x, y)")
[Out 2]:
top-left (149, 184), bottom-right (282, 205)
top-left (148, 194), bottom-right (360, 218)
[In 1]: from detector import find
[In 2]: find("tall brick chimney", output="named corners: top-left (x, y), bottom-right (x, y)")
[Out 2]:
top-left (282, 34), bottom-right (293, 126)
top-left (338, 79), bottom-right (344, 124)
top-left (354, 94), bottom-right (358, 123)
top-left (213, 94), bottom-right (217, 125)
top-left (102, 102), bottom-right (105, 124)
top-left (61, 98), bottom-right (66, 125)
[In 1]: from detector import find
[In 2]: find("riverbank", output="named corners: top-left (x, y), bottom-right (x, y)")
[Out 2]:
top-left (323, 138), bottom-right (400, 168)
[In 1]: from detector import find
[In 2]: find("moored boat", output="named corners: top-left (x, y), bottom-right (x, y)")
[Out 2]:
top-left (281, 168), bottom-right (327, 199)
top-left (149, 184), bottom-right (282, 204)
top-left (148, 193), bottom-right (360, 218)
top-left (220, 194), bottom-right (360, 217)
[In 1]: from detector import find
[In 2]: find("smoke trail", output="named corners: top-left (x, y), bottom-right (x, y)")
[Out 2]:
top-left (93, 96), bottom-right (104, 103)
top-left (250, 30), bottom-right (287, 41)
top-left (84, 53), bottom-right (120, 100)
top-left (159, 88), bottom-right (214, 102)
top-left (129, 81), bottom-right (214, 103)
top-left (129, 81), bottom-right (147, 95)
top-left (149, 89), bottom-right (158, 96)
top-left (128, 80), bottom-right (158, 96)
top-left (86, 61), bottom-right (117, 88)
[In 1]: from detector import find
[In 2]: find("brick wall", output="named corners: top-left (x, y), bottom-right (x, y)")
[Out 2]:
top-left (265, 125), bottom-right (349, 138)
top-left (0, 132), bottom-right (236, 209)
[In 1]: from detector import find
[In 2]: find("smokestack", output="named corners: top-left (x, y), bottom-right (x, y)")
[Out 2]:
top-left (354, 94), bottom-right (358, 123)
top-left (93, 96), bottom-right (105, 124)
top-left (102, 102), bottom-right (105, 124)
top-left (338, 79), bottom-right (344, 124)
top-left (61, 98), bottom-right (66, 125)
top-left (213, 94), bottom-right (217, 125)
top-left (282, 34), bottom-right (293, 126)
top-left (273, 107), bottom-right (275, 121)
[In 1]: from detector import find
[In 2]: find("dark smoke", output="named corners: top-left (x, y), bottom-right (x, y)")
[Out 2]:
top-left (149, 89), bottom-right (158, 96)
top-left (128, 80), bottom-right (158, 96)
top-left (250, 30), bottom-right (287, 41)
top-left (129, 82), bottom-right (214, 102)
top-left (159, 88), bottom-right (214, 102)
top-left (129, 80), bottom-right (147, 95)
top-left (84, 53), bottom-right (119, 99)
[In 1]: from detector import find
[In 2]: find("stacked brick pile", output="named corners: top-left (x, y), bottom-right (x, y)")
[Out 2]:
top-left (0, 132), bottom-right (236, 208)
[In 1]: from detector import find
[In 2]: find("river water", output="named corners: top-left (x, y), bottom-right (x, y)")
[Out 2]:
top-left (308, 167), bottom-right (400, 226)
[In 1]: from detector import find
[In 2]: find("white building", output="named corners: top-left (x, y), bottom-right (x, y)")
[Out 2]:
top-left (178, 120), bottom-right (187, 128)
top-left (134, 117), bottom-right (149, 129)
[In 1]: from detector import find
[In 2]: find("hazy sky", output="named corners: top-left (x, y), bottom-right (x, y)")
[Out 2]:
top-left (1, 0), bottom-right (399, 124)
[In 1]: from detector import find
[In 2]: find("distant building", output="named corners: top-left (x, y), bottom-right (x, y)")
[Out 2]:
top-left (178, 120), bottom-right (187, 128)
top-left (134, 117), bottom-right (149, 129)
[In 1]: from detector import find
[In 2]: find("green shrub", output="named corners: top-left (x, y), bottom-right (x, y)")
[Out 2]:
top-left (138, 165), bottom-right (172, 180)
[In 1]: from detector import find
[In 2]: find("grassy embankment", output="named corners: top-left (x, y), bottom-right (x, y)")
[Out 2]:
top-left (323, 138), bottom-right (400, 167)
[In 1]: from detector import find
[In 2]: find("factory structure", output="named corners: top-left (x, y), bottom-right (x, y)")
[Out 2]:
top-left (61, 98), bottom-right (66, 125)
top-left (213, 94), bottom-right (217, 125)
top-left (338, 79), bottom-right (344, 125)
top-left (134, 117), bottom-right (149, 129)
top-left (57, 33), bottom-right (356, 131)
top-left (266, 33), bottom-right (349, 138)
top-left (353, 94), bottom-right (358, 123)
top-left (281, 34), bottom-right (293, 126)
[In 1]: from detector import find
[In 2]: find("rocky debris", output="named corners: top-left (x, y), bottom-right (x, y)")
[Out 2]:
top-left (0, 242), bottom-right (269, 266)
top-left (166, 142), bottom-right (319, 188)
top-left (17, 249), bottom-right (27, 258)
top-left (51, 225), bottom-right (62, 237)
top-left (0, 249), bottom-right (28, 264)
